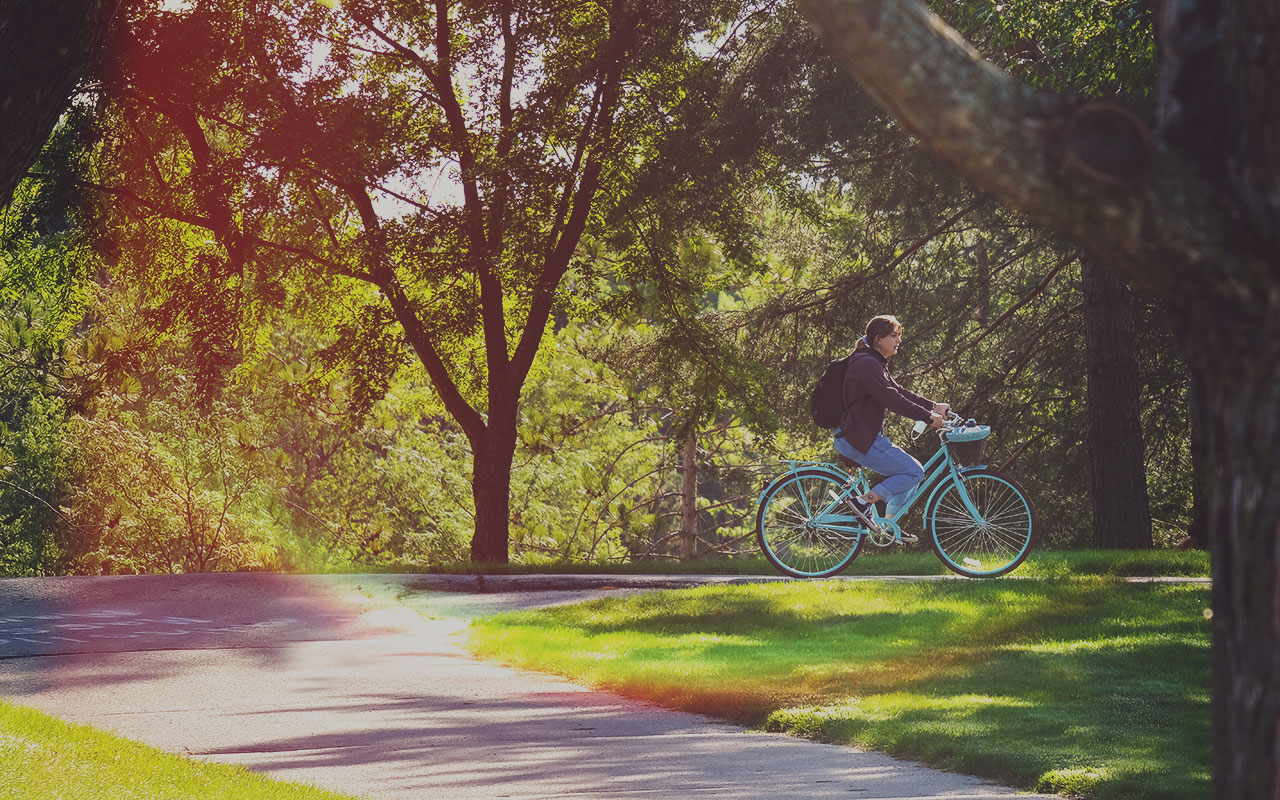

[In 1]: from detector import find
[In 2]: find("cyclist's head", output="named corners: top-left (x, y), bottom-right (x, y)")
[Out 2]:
top-left (857, 315), bottom-right (903, 353)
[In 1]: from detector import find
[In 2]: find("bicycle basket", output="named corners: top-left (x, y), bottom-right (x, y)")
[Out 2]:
top-left (946, 424), bottom-right (990, 466)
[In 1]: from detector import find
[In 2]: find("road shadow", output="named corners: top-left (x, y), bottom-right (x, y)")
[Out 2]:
top-left (0, 573), bottom-right (381, 695)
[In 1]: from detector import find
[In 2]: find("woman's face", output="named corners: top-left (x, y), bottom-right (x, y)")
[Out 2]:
top-left (873, 329), bottom-right (902, 358)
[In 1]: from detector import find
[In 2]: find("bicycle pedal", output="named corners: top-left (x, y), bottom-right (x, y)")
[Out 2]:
top-left (898, 533), bottom-right (919, 544)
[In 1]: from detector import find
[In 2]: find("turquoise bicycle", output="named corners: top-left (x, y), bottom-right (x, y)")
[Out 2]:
top-left (755, 413), bottom-right (1035, 579)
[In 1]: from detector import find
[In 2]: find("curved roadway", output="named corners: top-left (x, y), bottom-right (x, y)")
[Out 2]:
top-left (0, 573), bottom-right (1054, 799)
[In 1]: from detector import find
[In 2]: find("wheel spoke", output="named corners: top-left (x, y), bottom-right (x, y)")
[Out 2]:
top-left (928, 472), bottom-right (1033, 577)
top-left (758, 471), bottom-right (865, 578)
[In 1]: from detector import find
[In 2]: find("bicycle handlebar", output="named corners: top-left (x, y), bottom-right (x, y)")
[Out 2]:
top-left (910, 410), bottom-right (976, 442)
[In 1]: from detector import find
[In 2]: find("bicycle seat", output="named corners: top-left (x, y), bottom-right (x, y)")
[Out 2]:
top-left (835, 454), bottom-right (859, 468)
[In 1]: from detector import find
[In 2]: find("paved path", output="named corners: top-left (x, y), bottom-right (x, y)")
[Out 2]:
top-left (0, 573), bottom-right (1055, 799)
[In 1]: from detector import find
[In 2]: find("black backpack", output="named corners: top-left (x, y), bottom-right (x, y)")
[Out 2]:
top-left (810, 356), bottom-right (851, 429)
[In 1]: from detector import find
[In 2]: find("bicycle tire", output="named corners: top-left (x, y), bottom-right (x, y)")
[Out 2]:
top-left (925, 469), bottom-right (1034, 578)
top-left (756, 468), bottom-right (865, 578)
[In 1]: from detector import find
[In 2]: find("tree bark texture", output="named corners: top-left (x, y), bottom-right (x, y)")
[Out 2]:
top-left (679, 431), bottom-right (698, 561)
top-left (1082, 259), bottom-right (1152, 549)
top-left (793, 0), bottom-right (1280, 794)
top-left (0, 0), bottom-right (118, 206)
top-left (1187, 324), bottom-right (1280, 799)
top-left (469, 418), bottom-right (518, 565)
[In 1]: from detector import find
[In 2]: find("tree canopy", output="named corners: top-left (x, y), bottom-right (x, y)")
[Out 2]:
top-left (85, 0), bottom-right (772, 561)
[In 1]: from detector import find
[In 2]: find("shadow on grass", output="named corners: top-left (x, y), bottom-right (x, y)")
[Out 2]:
top-left (473, 579), bottom-right (1211, 800)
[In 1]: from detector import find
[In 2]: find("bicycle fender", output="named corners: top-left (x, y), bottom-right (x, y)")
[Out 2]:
top-left (757, 464), bottom-right (851, 507)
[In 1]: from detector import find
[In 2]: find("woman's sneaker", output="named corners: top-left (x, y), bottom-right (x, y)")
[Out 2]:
top-left (847, 497), bottom-right (876, 526)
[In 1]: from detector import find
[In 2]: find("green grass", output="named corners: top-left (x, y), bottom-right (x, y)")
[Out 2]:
top-left (1016, 549), bottom-right (1209, 578)
top-left (469, 578), bottom-right (1211, 800)
top-left (0, 700), bottom-right (364, 800)
top-left (360, 548), bottom-right (1209, 578)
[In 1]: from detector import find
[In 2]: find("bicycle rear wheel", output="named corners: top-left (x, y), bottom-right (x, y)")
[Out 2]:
top-left (926, 470), bottom-right (1034, 578)
top-left (756, 469), bottom-right (865, 578)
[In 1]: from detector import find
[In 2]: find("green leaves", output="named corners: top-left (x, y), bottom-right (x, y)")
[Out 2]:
top-left (316, 302), bottom-right (408, 422)
top-left (933, 0), bottom-right (1156, 98)
top-left (0, 393), bottom-right (72, 576)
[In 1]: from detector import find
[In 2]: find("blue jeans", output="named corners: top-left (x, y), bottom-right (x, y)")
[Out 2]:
top-left (833, 430), bottom-right (925, 518)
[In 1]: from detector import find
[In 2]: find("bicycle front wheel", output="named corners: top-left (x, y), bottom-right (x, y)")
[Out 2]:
top-left (756, 469), bottom-right (865, 578)
top-left (927, 470), bottom-right (1034, 578)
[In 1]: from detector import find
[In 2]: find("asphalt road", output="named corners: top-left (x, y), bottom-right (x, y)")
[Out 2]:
top-left (0, 573), bottom-right (1054, 799)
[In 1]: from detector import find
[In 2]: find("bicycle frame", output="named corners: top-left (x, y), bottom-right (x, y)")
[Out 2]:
top-left (757, 416), bottom-right (1034, 578)
top-left (764, 434), bottom-right (989, 542)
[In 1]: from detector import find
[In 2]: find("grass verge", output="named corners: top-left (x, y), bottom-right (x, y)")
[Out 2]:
top-left (469, 578), bottom-right (1210, 800)
top-left (0, 700), bottom-right (363, 800)
top-left (362, 548), bottom-right (1209, 578)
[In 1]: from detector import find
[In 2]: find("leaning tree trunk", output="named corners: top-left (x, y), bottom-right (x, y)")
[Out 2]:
top-left (1082, 258), bottom-right (1152, 549)
top-left (0, 0), bottom-right (118, 205)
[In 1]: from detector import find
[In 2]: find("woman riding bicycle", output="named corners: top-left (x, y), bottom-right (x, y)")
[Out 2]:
top-left (835, 315), bottom-right (950, 535)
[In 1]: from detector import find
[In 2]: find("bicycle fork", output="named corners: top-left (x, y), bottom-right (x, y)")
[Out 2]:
top-left (947, 462), bottom-right (988, 525)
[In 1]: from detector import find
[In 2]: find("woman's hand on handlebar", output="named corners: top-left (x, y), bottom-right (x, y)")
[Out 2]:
top-left (933, 402), bottom-right (951, 417)
top-left (929, 412), bottom-right (946, 429)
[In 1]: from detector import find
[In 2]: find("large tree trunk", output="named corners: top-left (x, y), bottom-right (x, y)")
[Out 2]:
top-left (469, 417), bottom-right (517, 565)
top-left (0, 0), bottom-right (118, 205)
top-left (1185, 320), bottom-right (1280, 797)
top-left (679, 430), bottom-right (698, 561)
top-left (1082, 258), bottom-right (1152, 549)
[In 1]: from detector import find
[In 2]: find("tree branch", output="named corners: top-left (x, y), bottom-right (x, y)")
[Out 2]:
top-left (338, 181), bottom-right (487, 442)
top-left (909, 251), bottom-right (1078, 376)
top-left (487, 6), bottom-right (519, 245)
top-left (748, 200), bottom-right (979, 321)
top-left (509, 14), bottom-right (631, 384)
top-left (793, 0), bottom-right (1230, 305)
top-left (430, 0), bottom-right (489, 253)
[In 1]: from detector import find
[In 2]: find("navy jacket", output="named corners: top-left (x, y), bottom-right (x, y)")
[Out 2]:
top-left (839, 350), bottom-right (933, 452)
